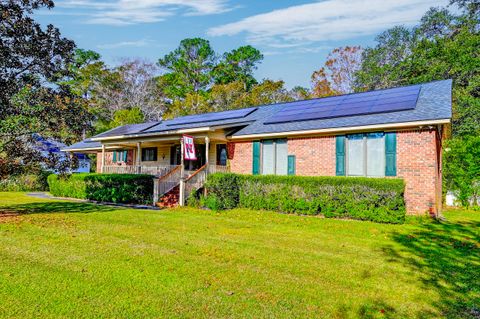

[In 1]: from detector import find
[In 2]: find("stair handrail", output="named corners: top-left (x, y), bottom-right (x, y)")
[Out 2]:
top-left (183, 164), bottom-right (208, 203)
top-left (156, 165), bottom-right (182, 199)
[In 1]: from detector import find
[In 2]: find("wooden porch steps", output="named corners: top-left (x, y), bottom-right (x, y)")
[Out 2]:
top-left (156, 186), bottom-right (179, 208)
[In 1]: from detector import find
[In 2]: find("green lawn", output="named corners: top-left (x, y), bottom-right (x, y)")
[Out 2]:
top-left (0, 192), bottom-right (478, 319)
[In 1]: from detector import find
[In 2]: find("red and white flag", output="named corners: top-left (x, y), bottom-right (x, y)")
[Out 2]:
top-left (183, 135), bottom-right (196, 160)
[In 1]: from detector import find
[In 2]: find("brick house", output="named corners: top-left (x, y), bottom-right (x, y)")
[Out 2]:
top-left (64, 80), bottom-right (452, 214)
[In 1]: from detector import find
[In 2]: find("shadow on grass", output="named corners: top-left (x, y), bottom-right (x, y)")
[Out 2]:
top-left (382, 218), bottom-right (480, 318)
top-left (0, 201), bottom-right (116, 215)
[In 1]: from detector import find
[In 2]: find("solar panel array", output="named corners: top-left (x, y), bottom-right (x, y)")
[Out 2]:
top-left (95, 122), bottom-right (159, 138)
top-left (264, 85), bottom-right (421, 124)
top-left (166, 107), bottom-right (258, 127)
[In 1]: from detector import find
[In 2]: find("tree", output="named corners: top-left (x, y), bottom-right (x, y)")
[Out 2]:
top-left (95, 59), bottom-right (165, 122)
top-left (157, 38), bottom-right (217, 98)
top-left (417, 7), bottom-right (455, 40)
top-left (246, 79), bottom-right (293, 106)
top-left (444, 136), bottom-right (480, 207)
top-left (62, 48), bottom-right (106, 100)
top-left (311, 68), bottom-right (337, 98)
top-left (209, 81), bottom-right (248, 112)
top-left (450, 0), bottom-right (480, 16)
top-left (109, 107), bottom-right (145, 128)
top-left (166, 92), bottom-right (211, 118)
top-left (0, 0), bottom-right (91, 172)
top-left (213, 45), bottom-right (263, 90)
top-left (289, 86), bottom-right (311, 101)
top-left (355, 26), bottom-right (415, 91)
top-left (311, 46), bottom-right (363, 97)
top-left (354, 3), bottom-right (479, 137)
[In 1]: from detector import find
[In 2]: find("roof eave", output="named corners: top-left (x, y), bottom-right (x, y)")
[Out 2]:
top-left (229, 118), bottom-right (451, 140)
top-left (90, 126), bottom-right (213, 142)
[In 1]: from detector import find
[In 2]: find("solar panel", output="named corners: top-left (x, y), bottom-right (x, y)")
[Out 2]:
top-left (264, 85), bottom-right (421, 124)
top-left (95, 122), bottom-right (160, 138)
top-left (166, 107), bottom-right (258, 126)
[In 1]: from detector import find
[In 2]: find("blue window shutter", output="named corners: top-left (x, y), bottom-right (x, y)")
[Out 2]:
top-left (336, 135), bottom-right (346, 176)
top-left (287, 155), bottom-right (296, 175)
top-left (252, 141), bottom-right (260, 175)
top-left (112, 151), bottom-right (117, 163)
top-left (385, 132), bottom-right (397, 176)
top-left (123, 150), bottom-right (128, 162)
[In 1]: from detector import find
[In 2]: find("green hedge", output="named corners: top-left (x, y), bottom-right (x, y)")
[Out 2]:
top-left (204, 173), bottom-right (406, 224)
top-left (48, 173), bottom-right (153, 204)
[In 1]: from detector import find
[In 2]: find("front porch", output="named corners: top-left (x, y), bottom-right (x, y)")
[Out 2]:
top-left (99, 135), bottom-right (229, 175)
top-left (97, 134), bottom-right (230, 206)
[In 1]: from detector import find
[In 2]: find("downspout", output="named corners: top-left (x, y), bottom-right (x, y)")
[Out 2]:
top-left (436, 124), bottom-right (444, 219)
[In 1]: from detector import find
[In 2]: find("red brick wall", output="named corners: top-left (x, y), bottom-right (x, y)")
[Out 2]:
top-left (397, 129), bottom-right (439, 215)
top-left (95, 150), bottom-right (134, 173)
top-left (228, 129), bottom-right (441, 215)
top-left (287, 136), bottom-right (336, 176)
top-left (229, 141), bottom-right (252, 174)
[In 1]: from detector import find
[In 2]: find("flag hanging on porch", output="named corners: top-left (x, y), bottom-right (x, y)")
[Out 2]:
top-left (183, 135), bottom-right (197, 160)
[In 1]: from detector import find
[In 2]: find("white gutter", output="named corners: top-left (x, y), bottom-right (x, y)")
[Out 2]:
top-left (60, 146), bottom-right (118, 152)
top-left (90, 127), bottom-right (212, 142)
top-left (228, 119), bottom-right (451, 140)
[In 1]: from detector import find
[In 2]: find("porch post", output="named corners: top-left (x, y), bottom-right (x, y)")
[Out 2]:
top-left (205, 136), bottom-right (210, 173)
top-left (136, 142), bottom-right (142, 174)
top-left (179, 137), bottom-right (185, 206)
top-left (204, 136), bottom-right (210, 197)
top-left (101, 144), bottom-right (106, 173)
top-left (153, 178), bottom-right (159, 206)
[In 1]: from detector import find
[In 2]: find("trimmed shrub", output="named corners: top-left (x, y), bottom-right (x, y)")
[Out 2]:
top-left (48, 173), bottom-right (153, 204)
top-left (204, 173), bottom-right (406, 224)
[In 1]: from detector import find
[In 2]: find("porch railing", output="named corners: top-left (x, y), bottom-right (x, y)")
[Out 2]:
top-left (156, 165), bottom-right (182, 199)
top-left (103, 165), bottom-right (138, 174)
top-left (103, 165), bottom-right (178, 177)
top-left (184, 164), bottom-right (208, 203)
top-left (207, 165), bottom-right (229, 174)
top-left (140, 165), bottom-right (179, 177)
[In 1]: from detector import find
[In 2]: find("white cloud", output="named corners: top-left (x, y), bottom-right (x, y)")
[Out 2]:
top-left (97, 39), bottom-right (155, 49)
top-left (208, 0), bottom-right (450, 47)
top-left (56, 0), bottom-right (232, 25)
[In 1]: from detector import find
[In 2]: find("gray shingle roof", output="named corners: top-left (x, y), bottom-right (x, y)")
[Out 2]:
top-left (66, 79), bottom-right (452, 151)
top-left (62, 138), bottom-right (102, 151)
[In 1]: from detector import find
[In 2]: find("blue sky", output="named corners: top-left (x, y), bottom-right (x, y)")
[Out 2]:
top-left (36, 0), bottom-right (449, 88)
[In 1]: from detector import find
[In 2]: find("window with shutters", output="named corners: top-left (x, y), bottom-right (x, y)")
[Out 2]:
top-left (112, 150), bottom-right (128, 163)
top-left (260, 139), bottom-right (288, 175)
top-left (341, 132), bottom-right (395, 177)
top-left (141, 147), bottom-right (157, 162)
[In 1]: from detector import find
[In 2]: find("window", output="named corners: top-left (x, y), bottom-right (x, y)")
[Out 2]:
top-left (261, 139), bottom-right (288, 175)
top-left (216, 144), bottom-right (227, 166)
top-left (346, 133), bottom-right (386, 177)
top-left (262, 140), bottom-right (275, 175)
top-left (170, 145), bottom-right (181, 165)
top-left (112, 150), bottom-right (128, 163)
top-left (141, 147), bottom-right (157, 162)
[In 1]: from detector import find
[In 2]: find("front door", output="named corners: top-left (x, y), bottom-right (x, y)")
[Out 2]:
top-left (170, 144), bottom-right (206, 171)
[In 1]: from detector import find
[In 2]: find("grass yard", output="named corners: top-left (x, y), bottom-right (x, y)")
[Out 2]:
top-left (0, 192), bottom-right (478, 319)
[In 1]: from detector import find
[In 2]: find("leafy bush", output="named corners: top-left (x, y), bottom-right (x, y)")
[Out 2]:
top-left (203, 173), bottom-right (240, 210)
top-left (204, 173), bottom-right (406, 223)
top-left (48, 173), bottom-right (153, 204)
top-left (0, 171), bottom-right (50, 191)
